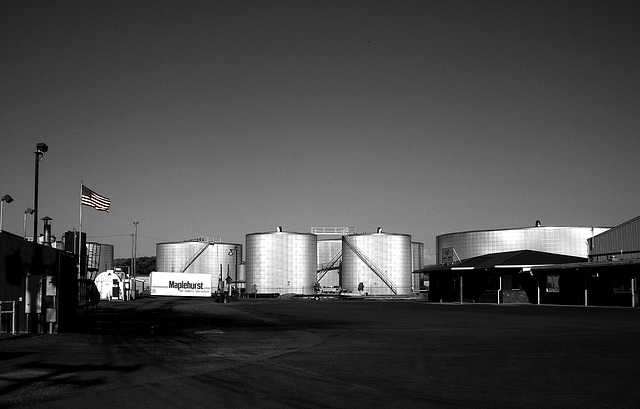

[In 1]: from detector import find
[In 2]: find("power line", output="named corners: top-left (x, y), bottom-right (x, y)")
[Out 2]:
top-left (138, 235), bottom-right (170, 242)
top-left (88, 234), bottom-right (131, 239)
top-left (88, 233), bottom-right (171, 242)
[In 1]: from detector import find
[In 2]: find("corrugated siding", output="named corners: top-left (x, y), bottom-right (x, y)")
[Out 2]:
top-left (246, 232), bottom-right (317, 294)
top-left (156, 241), bottom-right (242, 292)
top-left (342, 233), bottom-right (412, 295)
top-left (591, 216), bottom-right (640, 255)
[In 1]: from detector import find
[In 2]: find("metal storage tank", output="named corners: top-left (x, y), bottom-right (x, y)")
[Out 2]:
top-left (411, 241), bottom-right (424, 293)
top-left (100, 243), bottom-right (114, 271)
top-left (436, 226), bottom-right (610, 264)
top-left (156, 238), bottom-right (243, 294)
top-left (87, 242), bottom-right (114, 274)
top-left (245, 229), bottom-right (317, 295)
top-left (342, 231), bottom-right (412, 295)
top-left (317, 239), bottom-right (342, 287)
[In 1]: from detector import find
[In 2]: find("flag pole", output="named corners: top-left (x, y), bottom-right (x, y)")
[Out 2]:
top-left (79, 181), bottom-right (83, 276)
top-left (79, 181), bottom-right (83, 246)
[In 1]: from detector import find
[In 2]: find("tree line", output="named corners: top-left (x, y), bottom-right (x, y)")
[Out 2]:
top-left (113, 256), bottom-right (156, 276)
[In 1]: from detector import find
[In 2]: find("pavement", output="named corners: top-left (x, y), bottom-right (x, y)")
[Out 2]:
top-left (1, 297), bottom-right (639, 408)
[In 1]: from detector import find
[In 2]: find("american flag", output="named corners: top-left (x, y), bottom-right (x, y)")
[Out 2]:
top-left (81, 185), bottom-right (110, 212)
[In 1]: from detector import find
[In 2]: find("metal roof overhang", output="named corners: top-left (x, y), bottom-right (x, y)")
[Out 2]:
top-left (530, 259), bottom-right (640, 272)
top-left (414, 250), bottom-right (587, 275)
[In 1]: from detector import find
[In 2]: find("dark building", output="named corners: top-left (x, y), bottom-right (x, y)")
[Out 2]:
top-left (421, 250), bottom-right (586, 304)
top-left (1, 231), bottom-right (78, 334)
top-left (418, 216), bottom-right (640, 307)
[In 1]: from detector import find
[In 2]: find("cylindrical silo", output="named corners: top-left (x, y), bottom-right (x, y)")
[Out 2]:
top-left (246, 229), bottom-right (317, 295)
top-left (102, 243), bottom-right (114, 271)
top-left (317, 239), bottom-right (342, 287)
top-left (156, 239), bottom-right (243, 294)
top-left (86, 242), bottom-right (114, 274)
top-left (342, 232), bottom-right (412, 295)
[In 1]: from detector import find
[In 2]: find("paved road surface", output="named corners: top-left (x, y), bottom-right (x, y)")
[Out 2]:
top-left (1, 297), bottom-right (639, 408)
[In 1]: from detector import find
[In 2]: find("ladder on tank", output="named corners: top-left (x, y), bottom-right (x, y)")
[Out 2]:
top-left (342, 235), bottom-right (397, 294)
top-left (316, 251), bottom-right (342, 282)
top-left (86, 243), bottom-right (101, 280)
top-left (179, 242), bottom-right (213, 273)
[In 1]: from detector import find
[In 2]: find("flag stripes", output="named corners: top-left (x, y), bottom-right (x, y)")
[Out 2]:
top-left (81, 185), bottom-right (110, 212)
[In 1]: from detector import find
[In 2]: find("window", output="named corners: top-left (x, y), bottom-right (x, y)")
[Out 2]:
top-left (613, 272), bottom-right (631, 293)
top-left (546, 274), bottom-right (559, 292)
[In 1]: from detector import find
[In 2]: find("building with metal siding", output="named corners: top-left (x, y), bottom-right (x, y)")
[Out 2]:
top-left (341, 232), bottom-right (412, 295)
top-left (0, 231), bottom-right (77, 333)
top-left (588, 216), bottom-right (640, 262)
top-left (245, 230), bottom-right (317, 295)
top-left (436, 226), bottom-right (609, 264)
top-left (156, 239), bottom-right (243, 293)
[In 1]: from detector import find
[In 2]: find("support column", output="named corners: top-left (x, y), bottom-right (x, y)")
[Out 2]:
top-left (584, 271), bottom-right (588, 307)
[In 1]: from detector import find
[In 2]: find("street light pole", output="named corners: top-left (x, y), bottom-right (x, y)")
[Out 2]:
top-left (228, 246), bottom-right (239, 299)
top-left (33, 143), bottom-right (48, 242)
top-left (234, 246), bottom-right (238, 298)
top-left (1, 194), bottom-right (14, 233)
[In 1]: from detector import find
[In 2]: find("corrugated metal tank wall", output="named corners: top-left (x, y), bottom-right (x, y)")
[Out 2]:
top-left (411, 242), bottom-right (424, 271)
top-left (317, 239), bottom-right (342, 287)
top-left (86, 242), bottom-right (114, 274)
top-left (411, 242), bottom-right (424, 292)
top-left (246, 231), bottom-right (317, 295)
top-left (156, 240), bottom-right (243, 292)
top-left (436, 226), bottom-right (610, 263)
top-left (100, 243), bottom-right (114, 272)
top-left (342, 233), bottom-right (412, 295)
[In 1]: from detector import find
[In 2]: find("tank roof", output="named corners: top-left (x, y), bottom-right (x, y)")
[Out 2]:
top-left (247, 230), bottom-right (316, 237)
top-left (437, 225), bottom-right (610, 237)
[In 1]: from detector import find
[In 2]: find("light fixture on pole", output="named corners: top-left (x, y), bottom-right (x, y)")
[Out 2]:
top-left (33, 143), bottom-right (48, 242)
top-left (23, 207), bottom-right (34, 239)
top-left (1, 194), bottom-right (14, 233)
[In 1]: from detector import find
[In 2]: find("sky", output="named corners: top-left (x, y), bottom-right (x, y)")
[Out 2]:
top-left (2, 0), bottom-right (639, 261)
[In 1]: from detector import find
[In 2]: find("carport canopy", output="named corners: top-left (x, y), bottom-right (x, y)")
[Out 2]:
top-left (414, 250), bottom-right (586, 274)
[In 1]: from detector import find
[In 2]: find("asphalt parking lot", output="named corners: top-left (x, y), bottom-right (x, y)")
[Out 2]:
top-left (1, 297), bottom-right (639, 409)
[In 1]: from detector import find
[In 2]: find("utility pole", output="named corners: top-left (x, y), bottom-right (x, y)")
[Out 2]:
top-left (133, 222), bottom-right (139, 279)
top-left (132, 221), bottom-right (139, 299)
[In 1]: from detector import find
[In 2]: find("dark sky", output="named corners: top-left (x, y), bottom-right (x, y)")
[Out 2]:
top-left (2, 0), bottom-right (639, 259)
